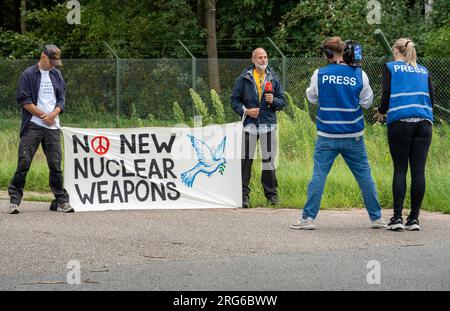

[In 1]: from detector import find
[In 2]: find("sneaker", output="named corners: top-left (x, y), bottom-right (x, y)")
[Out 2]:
top-left (56, 202), bottom-right (74, 213)
top-left (242, 196), bottom-right (249, 208)
top-left (371, 218), bottom-right (387, 229)
top-left (405, 218), bottom-right (421, 231)
top-left (387, 217), bottom-right (404, 231)
top-left (290, 217), bottom-right (315, 230)
top-left (49, 199), bottom-right (58, 211)
top-left (8, 203), bottom-right (20, 214)
top-left (267, 196), bottom-right (279, 206)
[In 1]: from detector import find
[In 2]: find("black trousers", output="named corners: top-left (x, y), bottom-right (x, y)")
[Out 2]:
top-left (242, 130), bottom-right (278, 199)
top-left (387, 120), bottom-right (432, 220)
top-left (9, 123), bottom-right (69, 205)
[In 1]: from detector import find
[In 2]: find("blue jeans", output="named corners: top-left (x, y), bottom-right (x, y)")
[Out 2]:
top-left (302, 135), bottom-right (382, 221)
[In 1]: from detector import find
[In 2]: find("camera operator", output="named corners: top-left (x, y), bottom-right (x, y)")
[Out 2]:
top-left (290, 36), bottom-right (386, 230)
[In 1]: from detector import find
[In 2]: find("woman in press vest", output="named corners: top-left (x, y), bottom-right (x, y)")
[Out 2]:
top-left (374, 38), bottom-right (435, 231)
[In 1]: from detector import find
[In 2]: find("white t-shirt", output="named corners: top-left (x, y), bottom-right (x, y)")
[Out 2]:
top-left (30, 70), bottom-right (60, 129)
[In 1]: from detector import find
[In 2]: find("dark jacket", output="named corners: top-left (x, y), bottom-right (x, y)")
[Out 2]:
top-left (231, 65), bottom-right (286, 128)
top-left (16, 64), bottom-right (66, 137)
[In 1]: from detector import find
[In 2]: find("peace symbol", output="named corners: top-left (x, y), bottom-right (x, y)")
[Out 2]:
top-left (91, 136), bottom-right (110, 156)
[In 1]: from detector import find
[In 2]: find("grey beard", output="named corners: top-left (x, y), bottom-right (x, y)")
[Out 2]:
top-left (255, 64), bottom-right (267, 71)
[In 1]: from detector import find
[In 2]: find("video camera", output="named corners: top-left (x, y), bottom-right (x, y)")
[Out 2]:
top-left (321, 39), bottom-right (363, 67)
top-left (343, 40), bottom-right (362, 67)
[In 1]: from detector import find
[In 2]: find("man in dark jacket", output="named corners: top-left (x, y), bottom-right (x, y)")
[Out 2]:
top-left (231, 48), bottom-right (286, 208)
top-left (8, 45), bottom-right (73, 214)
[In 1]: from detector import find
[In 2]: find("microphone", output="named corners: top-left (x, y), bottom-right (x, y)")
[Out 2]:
top-left (265, 81), bottom-right (273, 108)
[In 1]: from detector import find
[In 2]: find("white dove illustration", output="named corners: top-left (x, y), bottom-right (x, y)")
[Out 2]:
top-left (181, 134), bottom-right (227, 187)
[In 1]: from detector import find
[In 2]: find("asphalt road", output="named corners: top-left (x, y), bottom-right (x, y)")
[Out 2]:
top-left (1, 199), bottom-right (449, 291)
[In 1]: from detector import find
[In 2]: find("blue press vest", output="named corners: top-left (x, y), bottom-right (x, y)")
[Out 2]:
top-left (386, 61), bottom-right (433, 124)
top-left (317, 64), bottom-right (364, 135)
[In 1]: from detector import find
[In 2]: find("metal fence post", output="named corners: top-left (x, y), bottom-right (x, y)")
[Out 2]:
top-left (178, 40), bottom-right (197, 91)
top-left (103, 41), bottom-right (121, 116)
top-left (266, 37), bottom-right (286, 88)
top-left (374, 29), bottom-right (392, 61)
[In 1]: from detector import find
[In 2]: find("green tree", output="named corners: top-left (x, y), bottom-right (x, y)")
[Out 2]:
top-left (2, 0), bottom-right (205, 59)
top-left (423, 26), bottom-right (450, 57)
top-left (215, 0), bottom-right (297, 56)
top-left (204, 0), bottom-right (220, 92)
top-left (274, 0), bottom-right (432, 56)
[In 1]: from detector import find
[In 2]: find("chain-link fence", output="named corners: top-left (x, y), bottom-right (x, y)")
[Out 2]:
top-left (1, 57), bottom-right (449, 123)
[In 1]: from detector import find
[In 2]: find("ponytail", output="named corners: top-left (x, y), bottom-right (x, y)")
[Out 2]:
top-left (393, 38), bottom-right (417, 67)
top-left (404, 41), bottom-right (417, 67)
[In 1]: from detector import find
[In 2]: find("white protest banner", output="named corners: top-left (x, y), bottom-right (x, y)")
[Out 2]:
top-left (62, 122), bottom-right (242, 211)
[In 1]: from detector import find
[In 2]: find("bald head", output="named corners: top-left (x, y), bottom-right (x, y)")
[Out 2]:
top-left (252, 48), bottom-right (267, 60)
top-left (252, 48), bottom-right (268, 72)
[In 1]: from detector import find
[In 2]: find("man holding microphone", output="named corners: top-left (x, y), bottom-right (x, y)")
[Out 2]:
top-left (231, 48), bottom-right (286, 208)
